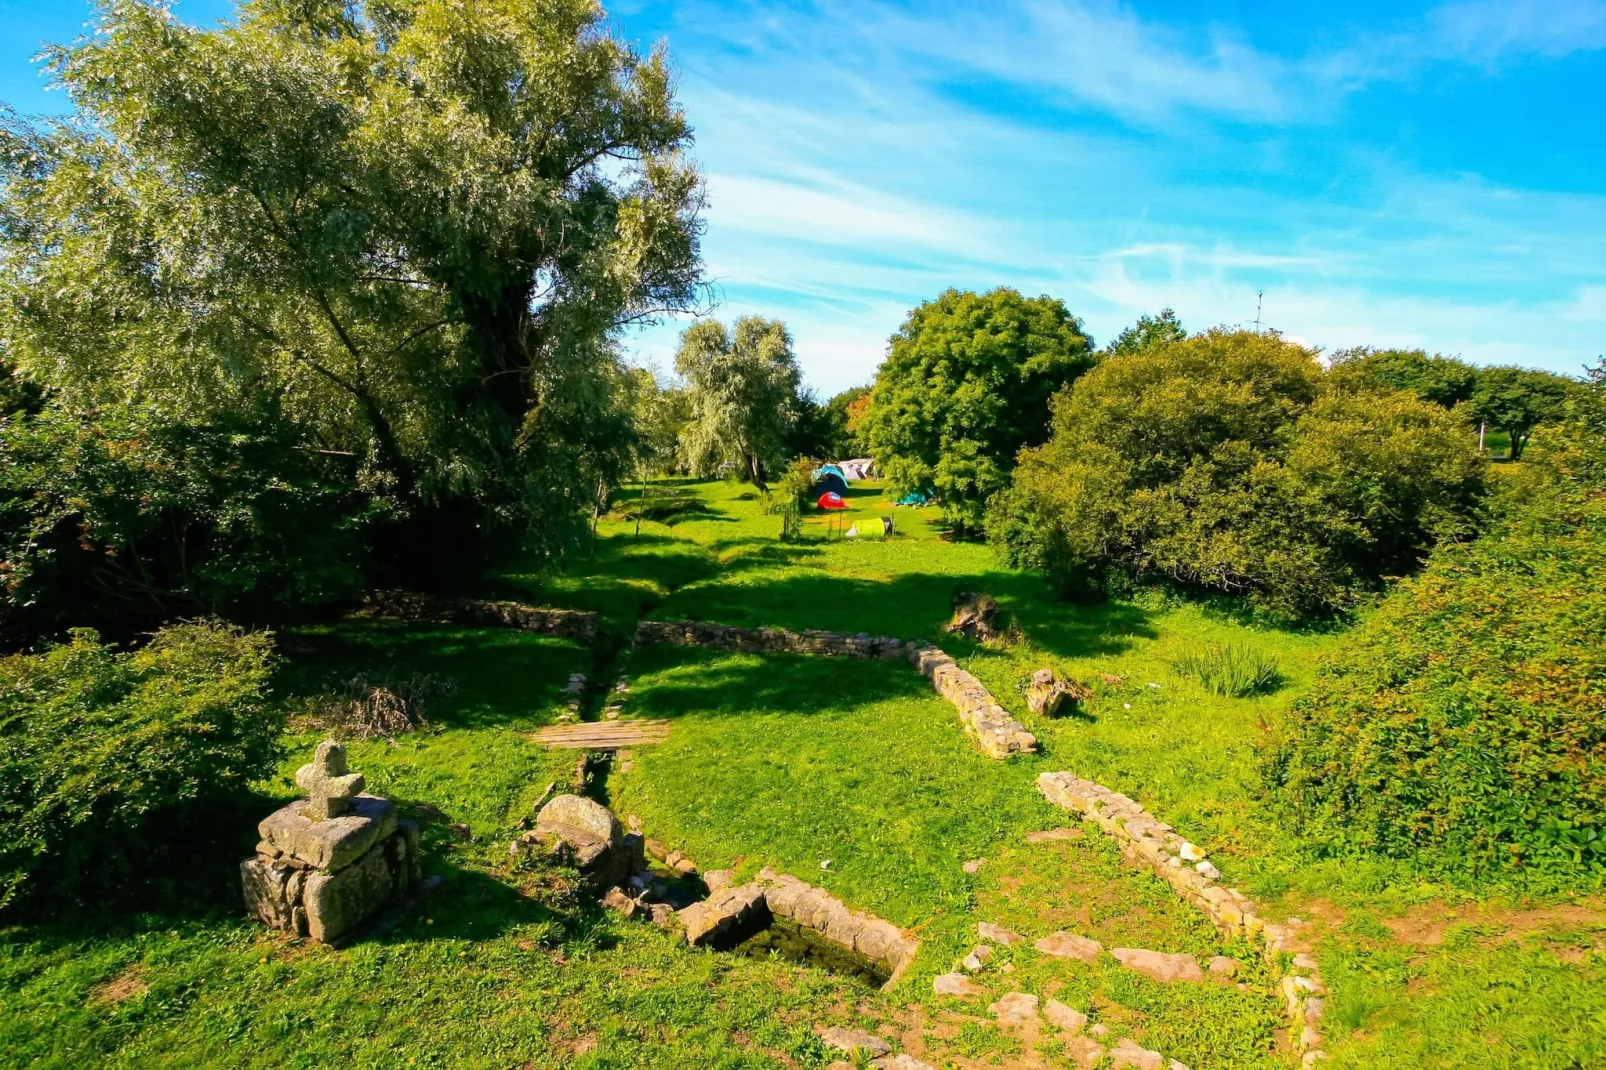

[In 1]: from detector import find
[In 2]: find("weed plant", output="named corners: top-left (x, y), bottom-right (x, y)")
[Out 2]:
top-left (1173, 643), bottom-right (1284, 697)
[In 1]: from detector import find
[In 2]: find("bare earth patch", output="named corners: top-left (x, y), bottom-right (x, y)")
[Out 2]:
top-left (90, 966), bottom-right (148, 1005)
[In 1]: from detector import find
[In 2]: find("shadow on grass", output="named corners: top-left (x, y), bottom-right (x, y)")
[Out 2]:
top-left (276, 621), bottom-right (580, 731)
top-left (623, 644), bottom-right (938, 723)
top-left (651, 569), bottom-right (1158, 659)
top-left (2, 787), bottom-right (591, 954)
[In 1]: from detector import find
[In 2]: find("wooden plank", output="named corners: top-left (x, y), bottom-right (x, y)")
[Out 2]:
top-left (529, 719), bottom-right (672, 750)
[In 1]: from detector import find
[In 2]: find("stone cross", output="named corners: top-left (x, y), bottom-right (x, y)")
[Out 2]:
top-left (295, 740), bottom-right (365, 821)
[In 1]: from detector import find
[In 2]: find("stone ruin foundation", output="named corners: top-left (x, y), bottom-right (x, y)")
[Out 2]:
top-left (242, 741), bottom-right (423, 945)
top-left (519, 793), bottom-right (920, 992)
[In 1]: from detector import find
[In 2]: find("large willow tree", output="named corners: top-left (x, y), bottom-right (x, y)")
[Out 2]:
top-left (0, 0), bottom-right (703, 605)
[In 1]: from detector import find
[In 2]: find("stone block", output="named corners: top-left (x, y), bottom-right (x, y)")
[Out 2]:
top-left (1044, 999), bottom-right (1088, 1033)
top-left (977, 921), bottom-right (1024, 945)
top-left (680, 883), bottom-right (770, 949)
top-left (1035, 930), bottom-right (1103, 962)
top-left (817, 1026), bottom-right (890, 1057)
top-left (1109, 1038), bottom-right (1164, 1069)
top-left (303, 845), bottom-right (397, 944)
top-left (989, 991), bottom-right (1039, 1025)
top-left (258, 794), bottom-right (397, 872)
top-left (933, 972), bottom-right (980, 997)
top-left (1111, 947), bottom-right (1205, 983)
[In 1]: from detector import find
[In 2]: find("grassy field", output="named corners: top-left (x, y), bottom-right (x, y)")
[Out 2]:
top-left (3, 479), bottom-right (1601, 1068)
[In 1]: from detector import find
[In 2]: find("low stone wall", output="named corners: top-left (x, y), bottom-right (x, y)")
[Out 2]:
top-left (361, 590), bottom-right (599, 642)
top-left (634, 619), bottom-right (909, 660)
top-left (634, 618), bottom-right (1037, 760)
top-left (909, 645), bottom-right (1037, 758)
top-left (755, 868), bottom-right (921, 989)
top-left (1037, 772), bottom-right (1327, 1066)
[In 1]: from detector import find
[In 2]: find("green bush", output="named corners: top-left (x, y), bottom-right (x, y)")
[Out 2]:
top-left (989, 330), bottom-right (1487, 617)
top-left (0, 621), bottom-right (280, 908)
top-left (1173, 643), bottom-right (1282, 697)
top-left (1265, 374), bottom-right (1606, 880)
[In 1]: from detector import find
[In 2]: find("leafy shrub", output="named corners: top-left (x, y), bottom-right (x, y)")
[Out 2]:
top-left (1173, 644), bottom-right (1282, 697)
top-left (0, 621), bottom-right (280, 908)
top-left (989, 330), bottom-right (1487, 617)
top-left (1264, 372), bottom-right (1606, 881)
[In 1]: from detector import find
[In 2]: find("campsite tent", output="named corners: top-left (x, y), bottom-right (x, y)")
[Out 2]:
top-left (839, 458), bottom-right (874, 481)
top-left (817, 491), bottom-right (847, 510)
top-left (812, 465), bottom-right (849, 496)
top-left (895, 490), bottom-right (932, 506)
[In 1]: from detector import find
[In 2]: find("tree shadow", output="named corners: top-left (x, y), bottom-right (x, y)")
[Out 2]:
top-left (4, 781), bottom-right (604, 956)
top-left (649, 569), bottom-right (1156, 660)
top-left (276, 621), bottom-right (579, 730)
top-left (624, 644), bottom-right (944, 723)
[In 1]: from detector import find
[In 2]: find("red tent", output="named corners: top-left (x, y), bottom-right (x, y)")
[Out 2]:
top-left (817, 491), bottom-right (847, 510)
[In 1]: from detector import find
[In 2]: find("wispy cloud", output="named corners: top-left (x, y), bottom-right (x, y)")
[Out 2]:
top-left (620, 0), bottom-right (1606, 392)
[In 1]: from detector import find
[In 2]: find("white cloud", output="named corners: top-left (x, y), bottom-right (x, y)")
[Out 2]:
top-left (1427, 0), bottom-right (1606, 63)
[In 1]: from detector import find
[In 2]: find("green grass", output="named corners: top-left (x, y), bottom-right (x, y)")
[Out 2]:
top-left (3, 478), bottom-right (1601, 1069)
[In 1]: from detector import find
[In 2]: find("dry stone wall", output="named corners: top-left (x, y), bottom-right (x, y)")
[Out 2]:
top-left (634, 619), bottom-right (1038, 760)
top-left (361, 590), bottom-right (599, 642)
top-left (634, 619), bottom-right (909, 660)
top-left (907, 645), bottom-right (1037, 758)
top-left (1037, 772), bottom-right (1328, 1066)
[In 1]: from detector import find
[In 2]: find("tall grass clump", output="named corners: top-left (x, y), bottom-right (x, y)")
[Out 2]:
top-left (1173, 643), bottom-right (1282, 697)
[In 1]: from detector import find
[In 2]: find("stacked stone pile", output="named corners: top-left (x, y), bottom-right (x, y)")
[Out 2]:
top-left (242, 741), bottom-right (422, 945)
top-left (1025, 667), bottom-right (1093, 717)
top-left (1037, 771), bottom-right (1328, 1066)
top-left (751, 868), bottom-right (920, 988)
top-left (634, 619), bottom-right (909, 660)
top-left (361, 590), bottom-right (599, 641)
top-left (908, 645), bottom-right (1037, 758)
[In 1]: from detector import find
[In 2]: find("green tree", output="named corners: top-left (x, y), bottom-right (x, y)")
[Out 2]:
top-left (864, 288), bottom-right (1094, 532)
top-left (789, 384), bottom-right (869, 461)
top-left (0, 0), bottom-right (704, 590)
top-left (1104, 308), bottom-right (1187, 357)
top-left (1328, 347), bottom-right (1477, 409)
top-left (622, 367), bottom-right (689, 477)
top-left (1470, 365), bottom-right (1576, 459)
top-left (674, 317), bottom-right (801, 488)
top-left (990, 330), bottom-right (1485, 617)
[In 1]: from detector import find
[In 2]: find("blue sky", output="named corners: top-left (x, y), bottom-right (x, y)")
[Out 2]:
top-left (4, 1), bottom-right (1604, 393)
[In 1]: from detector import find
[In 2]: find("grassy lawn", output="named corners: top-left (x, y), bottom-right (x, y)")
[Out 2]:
top-left (3, 479), bottom-right (1601, 1069)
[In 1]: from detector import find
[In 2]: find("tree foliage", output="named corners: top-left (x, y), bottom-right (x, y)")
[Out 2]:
top-left (1266, 364), bottom-right (1606, 880)
top-left (989, 330), bottom-right (1486, 617)
top-left (0, 621), bottom-right (279, 908)
top-left (1469, 365), bottom-right (1576, 459)
top-left (673, 316), bottom-right (801, 488)
top-left (0, 0), bottom-right (703, 624)
top-left (1328, 348), bottom-right (1477, 409)
top-left (864, 288), bottom-right (1094, 532)
top-left (1104, 308), bottom-right (1187, 357)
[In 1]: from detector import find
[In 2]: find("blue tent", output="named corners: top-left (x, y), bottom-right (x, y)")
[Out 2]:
top-left (896, 490), bottom-right (931, 506)
top-left (812, 465), bottom-right (849, 496)
top-left (813, 471), bottom-right (848, 496)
